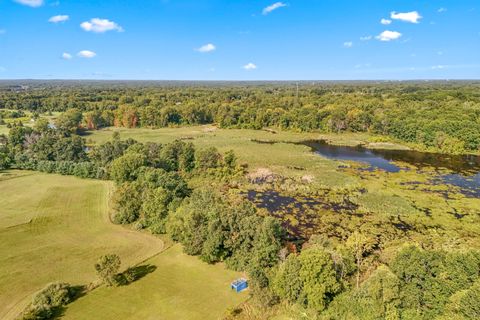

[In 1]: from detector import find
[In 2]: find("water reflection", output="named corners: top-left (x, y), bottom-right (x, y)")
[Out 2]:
top-left (301, 140), bottom-right (480, 198)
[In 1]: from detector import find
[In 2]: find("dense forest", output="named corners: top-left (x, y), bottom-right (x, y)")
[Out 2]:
top-left (1, 81), bottom-right (480, 154)
top-left (1, 81), bottom-right (480, 319)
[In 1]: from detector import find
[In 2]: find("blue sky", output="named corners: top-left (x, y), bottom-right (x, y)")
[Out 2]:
top-left (1, 0), bottom-right (479, 80)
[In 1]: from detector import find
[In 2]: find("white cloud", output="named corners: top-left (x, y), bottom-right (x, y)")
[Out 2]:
top-left (360, 35), bottom-right (372, 41)
top-left (343, 41), bottom-right (353, 48)
top-left (0, 29), bottom-right (6, 35)
top-left (77, 50), bottom-right (96, 58)
top-left (62, 52), bottom-right (72, 60)
top-left (14, 0), bottom-right (43, 7)
top-left (431, 65), bottom-right (446, 70)
top-left (243, 63), bottom-right (257, 70)
top-left (438, 8), bottom-right (447, 13)
top-left (196, 43), bottom-right (216, 53)
top-left (390, 11), bottom-right (422, 23)
top-left (376, 30), bottom-right (402, 41)
top-left (80, 18), bottom-right (123, 33)
top-left (381, 18), bottom-right (392, 25)
top-left (262, 2), bottom-right (287, 15)
top-left (49, 15), bottom-right (69, 23)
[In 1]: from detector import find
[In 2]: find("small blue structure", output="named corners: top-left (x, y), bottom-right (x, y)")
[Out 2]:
top-left (231, 278), bottom-right (248, 293)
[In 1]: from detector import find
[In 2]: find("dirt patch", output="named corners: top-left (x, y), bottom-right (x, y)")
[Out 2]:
top-left (202, 126), bottom-right (218, 133)
top-left (247, 168), bottom-right (281, 184)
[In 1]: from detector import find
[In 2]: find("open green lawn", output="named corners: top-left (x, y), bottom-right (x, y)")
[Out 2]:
top-left (0, 170), bottom-right (247, 320)
top-left (0, 171), bottom-right (164, 319)
top-left (64, 244), bottom-right (247, 320)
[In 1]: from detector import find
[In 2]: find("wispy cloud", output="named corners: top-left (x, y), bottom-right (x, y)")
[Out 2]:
top-left (77, 50), bottom-right (96, 58)
top-left (343, 41), bottom-right (353, 48)
top-left (360, 35), bottom-right (372, 41)
top-left (195, 43), bottom-right (216, 53)
top-left (62, 52), bottom-right (72, 60)
top-left (0, 29), bottom-right (6, 35)
top-left (80, 18), bottom-right (123, 33)
top-left (243, 63), bottom-right (257, 70)
top-left (381, 18), bottom-right (392, 25)
top-left (438, 8), bottom-right (447, 13)
top-left (390, 11), bottom-right (422, 23)
top-left (376, 30), bottom-right (402, 41)
top-left (14, 0), bottom-right (43, 7)
top-left (49, 15), bottom-right (69, 23)
top-left (262, 2), bottom-right (287, 15)
top-left (0, 66), bottom-right (6, 72)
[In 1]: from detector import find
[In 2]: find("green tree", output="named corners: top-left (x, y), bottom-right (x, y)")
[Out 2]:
top-left (299, 248), bottom-right (342, 311)
top-left (95, 254), bottom-right (121, 286)
top-left (224, 149), bottom-right (237, 169)
top-left (112, 181), bottom-right (143, 224)
top-left (0, 146), bottom-right (11, 170)
top-left (346, 231), bottom-right (375, 289)
top-left (195, 147), bottom-right (222, 171)
top-left (20, 282), bottom-right (74, 320)
top-left (109, 152), bottom-right (146, 184)
top-left (33, 118), bottom-right (50, 133)
top-left (141, 187), bottom-right (170, 233)
top-left (55, 108), bottom-right (82, 134)
top-left (272, 254), bottom-right (304, 303)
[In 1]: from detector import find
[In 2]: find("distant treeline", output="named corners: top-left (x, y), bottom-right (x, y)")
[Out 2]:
top-left (1, 82), bottom-right (480, 153)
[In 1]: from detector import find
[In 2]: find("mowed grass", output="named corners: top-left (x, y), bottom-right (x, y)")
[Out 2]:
top-left (0, 171), bottom-right (164, 319)
top-left (63, 244), bottom-right (247, 320)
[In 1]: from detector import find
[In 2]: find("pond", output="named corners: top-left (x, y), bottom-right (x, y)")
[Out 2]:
top-left (302, 140), bottom-right (480, 198)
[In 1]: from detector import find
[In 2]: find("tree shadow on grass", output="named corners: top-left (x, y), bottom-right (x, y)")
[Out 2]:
top-left (117, 264), bottom-right (157, 286)
top-left (42, 266), bottom-right (156, 318)
top-left (50, 285), bottom-right (87, 319)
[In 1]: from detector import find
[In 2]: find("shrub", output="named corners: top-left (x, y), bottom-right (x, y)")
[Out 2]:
top-left (94, 254), bottom-right (121, 286)
top-left (19, 282), bottom-right (74, 320)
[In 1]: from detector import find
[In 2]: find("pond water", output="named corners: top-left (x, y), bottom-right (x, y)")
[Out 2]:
top-left (301, 140), bottom-right (480, 198)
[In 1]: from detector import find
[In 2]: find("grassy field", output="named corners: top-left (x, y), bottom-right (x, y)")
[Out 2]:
top-left (0, 170), bottom-right (247, 320)
top-left (0, 171), bottom-right (164, 319)
top-left (63, 244), bottom-right (247, 320)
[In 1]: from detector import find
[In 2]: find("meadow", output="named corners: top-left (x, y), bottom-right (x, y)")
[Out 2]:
top-left (63, 244), bottom-right (246, 320)
top-left (0, 171), bottom-right (245, 319)
top-left (0, 171), bottom-right (164, 319)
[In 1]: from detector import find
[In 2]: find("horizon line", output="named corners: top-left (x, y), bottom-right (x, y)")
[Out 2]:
top-left (1, 78), bottom-right (480, 82)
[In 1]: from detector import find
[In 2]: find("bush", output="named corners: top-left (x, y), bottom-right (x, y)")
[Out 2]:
top-left (19, 282), bottom-right (74, 320)
top-left (94, 254), bottom-right (121, 286)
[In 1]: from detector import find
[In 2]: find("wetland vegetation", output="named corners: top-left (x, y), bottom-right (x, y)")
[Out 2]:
top-left (1, 81), bottom-right (480, 319)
